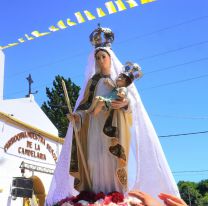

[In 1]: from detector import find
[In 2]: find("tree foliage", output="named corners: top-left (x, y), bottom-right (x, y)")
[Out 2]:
top-left (178, 180), bottom-right (208, 206)
top-left (197, 180), bottom-right (208, 196)
top-left (41, 75), bottom-right (80, 137)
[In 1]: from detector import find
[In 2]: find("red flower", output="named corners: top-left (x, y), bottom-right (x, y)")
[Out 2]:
top-left (95, 192), bottom-right (105, 201)
top-left (104, 195), bottom-right (112, 204)
top-left (57, 195), bottom-right (77, 205)
top-left (55, 190), bottom-right (125, 206)
top-left (58, 196), bottom-right (75, 205)
top-left (69, 196), bottom-right (78, 203)
top-left (74, 203), bottom-right (82, 206)
top-left (76, 190), bottom-right (96, 203)
top-left (107, 191), bottom-right (124, 204)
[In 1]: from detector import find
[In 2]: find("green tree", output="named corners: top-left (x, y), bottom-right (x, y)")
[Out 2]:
top-left (41, 75), bottom-right (80, 137)
top-left (197, 180), bottom-right (208, 196)
top-left (178, 181), bottom-right (202, 206)
top-left (199, 193), bottom-right (208, 206)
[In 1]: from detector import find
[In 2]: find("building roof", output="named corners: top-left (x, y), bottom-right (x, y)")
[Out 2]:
top-left (0, 95), bottom-right (64, 144)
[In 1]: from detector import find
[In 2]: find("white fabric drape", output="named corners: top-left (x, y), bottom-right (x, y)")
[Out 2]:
top-left (45, 47), bottom-right (179, 206)
top-left (87, 78), bottom-right (123, 194)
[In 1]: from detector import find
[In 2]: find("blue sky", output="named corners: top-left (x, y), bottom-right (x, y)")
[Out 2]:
top-left (0, 0), bottom-right (208, 183)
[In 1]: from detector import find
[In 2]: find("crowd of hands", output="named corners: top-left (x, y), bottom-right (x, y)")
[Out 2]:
top-left (128, 190), bottom-right (187, 206)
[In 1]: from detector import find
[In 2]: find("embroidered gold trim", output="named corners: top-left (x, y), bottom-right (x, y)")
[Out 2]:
top-left (117, 168), bottom-right (127, 188)
top-left (109, 143), bottom-right (126, 162)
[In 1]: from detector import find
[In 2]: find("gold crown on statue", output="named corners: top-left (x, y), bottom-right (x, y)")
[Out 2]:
top-left (90, 24), bottom-right (114, 48)
top-left (122, 61), bottom-right (143, 84)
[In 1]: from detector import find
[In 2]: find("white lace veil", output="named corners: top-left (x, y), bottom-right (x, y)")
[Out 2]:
top-left (45, 47), bottom-right (179, 206)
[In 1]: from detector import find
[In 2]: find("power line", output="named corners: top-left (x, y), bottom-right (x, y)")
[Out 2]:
top-left (173, 169), bottom-right (208, 174)
top-left (6, 16), bottom-right (208, 79)
top-left (5, 69), bottom-right (208, 100)
top-left (144, 57), bottom-right (208, 75)
top-left (172, 169), bottom-right (208, 176)
top-left (4, 88), bottom-right (28, 96)
top-left (159, 130), bottom-right (208, 138)
top-left (7, 39), bottom-right (208, 80)
top-left (151, 114), bottom-right (208, 120)
top-left (5, 56), bottom-right (208, 99)
top-left (116, 15), bottom-right (208, 45)
top-left (4, 36), bottom-right (208, 98)
top-left (7, 50), bottom-right (87, 79)
top-left (0, 147), bottom-right (207, 177)
top-left (141, 73), bottom-right (208, 91)
top-left (137, 40), bottom-right (208, 61)
top-left (6, 38), bottom-right (208, 92)
top-left (3, 57), bottom-right (208, 99)
top-left (2, 71), bottom-right (85, 99)
top-left (174, 173), bottom-right (208, 177)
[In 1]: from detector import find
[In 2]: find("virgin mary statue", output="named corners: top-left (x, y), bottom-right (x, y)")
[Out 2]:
top-left (45, 26), bottom-right (179, 205)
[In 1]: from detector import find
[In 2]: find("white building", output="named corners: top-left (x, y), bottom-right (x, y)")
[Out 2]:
top-left (0, 49), bottom-right (64, 206)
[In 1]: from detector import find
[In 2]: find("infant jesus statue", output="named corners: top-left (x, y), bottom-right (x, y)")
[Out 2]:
top-left (87, 62), bottom-right (143, 115)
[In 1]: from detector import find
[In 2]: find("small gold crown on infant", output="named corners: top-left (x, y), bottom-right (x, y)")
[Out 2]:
top-left (122, 61), bottom-right (143, 84)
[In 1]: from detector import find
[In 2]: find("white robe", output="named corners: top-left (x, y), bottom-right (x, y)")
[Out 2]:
top-left (87, 78), bottom-right (123, 193)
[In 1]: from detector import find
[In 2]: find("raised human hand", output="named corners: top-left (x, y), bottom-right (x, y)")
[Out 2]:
top-left (158, 193), bottom-right (187, 206)
top-left (128, 190), bottom-right (163, 206)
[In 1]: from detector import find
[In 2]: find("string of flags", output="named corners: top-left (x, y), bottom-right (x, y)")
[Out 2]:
top-left (0, 0), bottom-right (156, 50)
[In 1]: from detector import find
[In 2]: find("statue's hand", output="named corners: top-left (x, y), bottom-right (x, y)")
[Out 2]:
top-left (67, 113), bottom-right (80, 123)
top-left (111, 98), bottom-right (129, 110)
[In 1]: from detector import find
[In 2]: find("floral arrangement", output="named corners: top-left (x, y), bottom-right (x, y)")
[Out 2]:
top-left (53, 191), bottom-right (140, 206)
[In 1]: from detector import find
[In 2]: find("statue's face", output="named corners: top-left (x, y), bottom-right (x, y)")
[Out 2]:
top-left (95, 50), bottom-right (111, 75)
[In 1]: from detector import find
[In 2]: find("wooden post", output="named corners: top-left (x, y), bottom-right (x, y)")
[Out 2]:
top-left (61, 80), bottom-right (92, 189)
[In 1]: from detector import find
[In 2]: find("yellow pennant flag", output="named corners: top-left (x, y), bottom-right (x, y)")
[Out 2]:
top-left (8, 43), bottom-right (19, 46)
top-left (2, 42), bottom-right (19, 49)
top-left (1, 0), bottom-right (156, 50)
top-left (140, 0), bottom-right (156, 4)
top-left (31, 31), bottom-right (50, 37)
top-left (67, 18), bottom-right (76, 26)
top-left (18, 38), bottom-right (25, 43)
top-left (25, 34), bottom-right (34, 40)
top-left (74, 12), bottom-right (85, 23)
top-left (105, 1), bottom-right (117, 14)
top-left (115, 0), bottom-right (127, 11)
top-left (84, 10), bottom-right (96, 20)
top-left (57, 20), bottom-right (67, 29)
top-left (96, 8), bottom-right (106, 17)
top-left (49, 26), bottom-right (60, 32)
top-left (126, 0), bottom-right (138, 8)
